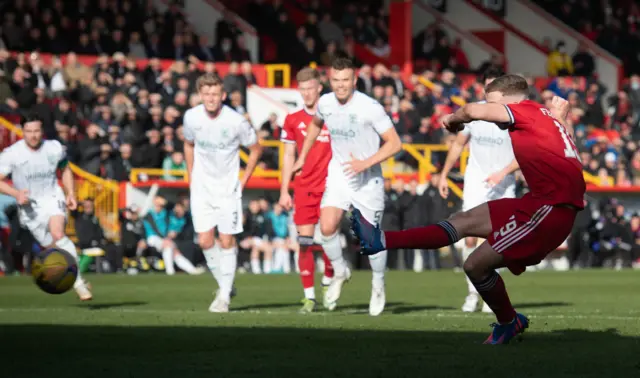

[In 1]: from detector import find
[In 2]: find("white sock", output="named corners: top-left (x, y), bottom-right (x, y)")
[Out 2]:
top-left (294, 250), bottom-right (300, 273)
top-left (320, 232), bottom-right (346, 276)
top-left (304, 287), bottom-right (315, 300)
top-left (203, 246), bottom-right (221, 282)
top-left (462, 244), bottom-right (476, 261)
top-left (413, 249), bottom-right (424, 272)
top-left (280, 248), bottom-right (291, 273)
top-left (135, 244), bottom-right (145, 257)
top-left (162, 247), bottom-right (175, 275)
top-left (264, 258), bottom-right (272, 274)
top-left (273, 248), bottom-right (284, 271)
top-left (174, 253), bottom-right (197, 274)
top-left (250, 258), bottom-right (262, 274)
top-left (466, 275), bottom-right (478, 295)
top-left (368, 250), bottom-right (387, 289)
top-left (219, 247), bottom-right (237, 301)
top-left (321, 275), bottom-right (332, 286)
top-left (55, 237), bottom-right (84, 288)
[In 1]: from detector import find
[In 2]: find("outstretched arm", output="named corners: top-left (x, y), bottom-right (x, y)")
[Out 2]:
top-left (486, 158), bottom-right (520, 187)
top-left (437, 132), bottom-right (470, 198)
top-left (443, 103), bottom-right (512, 132)
top-left (294, 116), bottom-right (323, 170)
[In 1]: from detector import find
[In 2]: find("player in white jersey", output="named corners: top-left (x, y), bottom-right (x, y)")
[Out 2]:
top-left (183, 73), bottom-right (263, 313)
top-left (293, 57), bottom-right (402, 316)
top-left (0, 114), bottom-right (91, 300)
top-left (438, 69), bottom-right (519, 313)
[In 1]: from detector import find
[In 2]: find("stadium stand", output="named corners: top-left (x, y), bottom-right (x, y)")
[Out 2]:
top-left (0, 0), bottom-right (638, 274)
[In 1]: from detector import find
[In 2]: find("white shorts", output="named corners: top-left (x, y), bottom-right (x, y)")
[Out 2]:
top-left (462, 178), bottom-right (516, 211)
top-left (147, 235), bottom-right (165, 250)
top-left (321, 174), bottom-right (385, 227)
top-left (190, 195), bottom-right (243, 235)
top-left (19, 194), bottom-right (66, 246)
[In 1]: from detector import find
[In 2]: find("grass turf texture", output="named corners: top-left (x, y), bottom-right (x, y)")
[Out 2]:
top-left (1, 270), bottom-right (639, 378)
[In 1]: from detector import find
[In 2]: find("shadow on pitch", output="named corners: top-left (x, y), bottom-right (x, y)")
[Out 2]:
top-left (391, 305), bottom-right (456, 314)
top-left (3, 325), bottom-right (639, 378)
top-left (337, 302), bottom-right (406, 312)
top-left (75, 301), bottom-right (148, 310)
top-left (513, 302), bottom-right (571, 309)
top-left (232, 302), bottom-right (301, 311)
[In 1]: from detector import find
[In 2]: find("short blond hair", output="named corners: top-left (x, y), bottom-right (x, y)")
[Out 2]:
top-left (196, 73), bottom-right (223, 91)
top-left (296, 67), bottom-right (320, 83)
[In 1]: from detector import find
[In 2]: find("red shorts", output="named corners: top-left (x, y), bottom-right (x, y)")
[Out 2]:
top-left (487, 194), bottom-right (577, 275)
top-left (293, 191), bottom-right (323, 226)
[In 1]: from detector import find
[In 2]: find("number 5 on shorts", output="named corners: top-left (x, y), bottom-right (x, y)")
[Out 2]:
top-left (373, 211), bottom-right (382, 227)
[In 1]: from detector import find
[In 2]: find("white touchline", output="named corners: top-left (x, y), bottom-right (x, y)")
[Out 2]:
top-left (0, 308), bottom-right (638, 321)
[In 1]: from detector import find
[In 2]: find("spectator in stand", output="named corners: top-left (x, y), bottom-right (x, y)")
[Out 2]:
top-left (572, 42), bottom-right (596, 77)
top-left (162, 149), bottom-right (187, 181)
top-left (547, 41), bottom-right (575, 76)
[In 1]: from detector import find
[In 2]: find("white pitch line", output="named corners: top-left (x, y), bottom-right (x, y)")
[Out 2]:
top-left (0, 307), bottom-right (638, 321)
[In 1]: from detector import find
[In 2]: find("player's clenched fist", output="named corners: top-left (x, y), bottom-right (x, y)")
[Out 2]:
top-left (550, 96), bottom-right (570, 121)
top-left (278, 191), bottom-right (293, 211)
top-left (16, 189), bottom-right (30, 205)
top-left (441, 114), bottom-right (465, 133)
top-left (66, 194), bottom-right (78, 211)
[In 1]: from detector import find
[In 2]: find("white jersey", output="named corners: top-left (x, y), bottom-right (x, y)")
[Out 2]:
top-left (316, 91), bottom-right (393, 188)
top-left (183, 104), bottom-right (257, 198)
top-left (0, 139), bottom-right (67, 200)
top-left (460, 106), bottom-right (515, 184)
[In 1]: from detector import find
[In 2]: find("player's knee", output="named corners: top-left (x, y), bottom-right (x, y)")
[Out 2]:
top-left (319, 223), bottom-right (338, 237)
top-left (50, 230), bottom-right (65, 244)
top-left (198, 234), bottom-right (215, 250)
top-left (462, 258), bottom-right (477, 278)
top-left (218, 236), bottom-right (234, 250)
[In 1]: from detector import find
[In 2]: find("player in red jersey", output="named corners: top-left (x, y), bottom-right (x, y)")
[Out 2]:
top-left (278, 68), bottom-right (334, 313)
top-left (351, 75), bottom-right (586, 343)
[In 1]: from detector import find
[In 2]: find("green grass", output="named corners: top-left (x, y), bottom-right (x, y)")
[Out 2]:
top-left (1, 270), bottom-right (640, 378)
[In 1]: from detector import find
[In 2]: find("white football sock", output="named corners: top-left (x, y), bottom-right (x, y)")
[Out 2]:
top-left (135, 244), bottom-right (145, 257)
top-left (263, 258), bottom-right (272, 274)
top-left (304, 287), bottom-right (315, 300)
top-left (250, 258), bottom-right (262, 274)
top-left (203, 246), bottom-right (221, 282)
top-left (321, 275), bottom-right (332, 286)
top-left (55, 237), bottom-right (84, 288)
top-left (219, 247), bottom-right (237, 301)
top-left (293, 250), bottom-right (300, 273)
top-left (174, 253), bottom-right (197, 274)
top-left (273, 248), bottom-right (284, 272)
top-left (368, 250), bottom-right (387, 289)
top-left (162, 247), bottom-right (175, 275)
top-left (320, 232), bottom-right (346, 276)
top-left (280, 248), bottom-right (291, 273)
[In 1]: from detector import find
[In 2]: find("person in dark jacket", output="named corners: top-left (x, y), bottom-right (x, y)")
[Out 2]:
top-left (72, 198), bottom-right (120, 272)
top-left (245, 199), bottom-right (273, 274)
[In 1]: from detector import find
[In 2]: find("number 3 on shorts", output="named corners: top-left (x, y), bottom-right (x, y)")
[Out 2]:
top-left (58, 200), bottom-right (66, 212)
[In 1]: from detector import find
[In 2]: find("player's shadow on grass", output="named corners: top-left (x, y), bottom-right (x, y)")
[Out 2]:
top-left (75, 301), bottom-right (148, 310)
top-left (232, 302), bottom-right (302, 311)
top-left (338, 302), bottom-right (406, 312)
top-left (513, 301), bottom-right (571, 309)
top-left (3, 324), bottom-right (640, 378)
top-left (391, 304), bottom-right (456, 314)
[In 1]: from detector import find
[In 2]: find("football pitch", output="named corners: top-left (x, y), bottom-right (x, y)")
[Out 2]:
top-left (1, 270), bottom-right (639, 378)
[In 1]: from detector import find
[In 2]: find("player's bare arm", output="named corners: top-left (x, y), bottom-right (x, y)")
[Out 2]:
top-left (0, 174), bottom-right (28, 205)
top-left (438, 132), bottom-right (471, 198)
top-left (60, 164), bottom-right (77, 210)
top-left (343, 128), bottom-right (402, 178)
top-left (292, 116), bottom-right (323, 174)
top-left (278, 142), bottom-right (296, 210)
top-left (443, 103), bottom-right (512, 132)
top-left (184, 140), bottom-right (194, 183)
top-left (240, 141), bottom-right (263, 189)
top-left (485, 158), bottom-right (520, 188)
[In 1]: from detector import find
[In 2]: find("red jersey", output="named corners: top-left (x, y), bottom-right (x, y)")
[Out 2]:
top-left (281, 109), bottom-right (332, 192)
top-left (504, 100), bottom-right (586, 209)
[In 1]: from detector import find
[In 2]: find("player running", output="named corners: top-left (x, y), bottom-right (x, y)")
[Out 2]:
top-left (352, 75), bottom-right (585, 343)
top-left (0, 113), bottom-right (92, 300)
top-left (183, 73), bottom-right (263, 313)
top-left (278, 68), bottom-right (335, 313)
top-left (293, 57), bottom-right (402, 316)
top-left (438, 68), bottom-right (519, 314)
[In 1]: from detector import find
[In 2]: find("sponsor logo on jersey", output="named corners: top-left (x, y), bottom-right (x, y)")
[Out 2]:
top-left (472, 135), bottom-right (505, 146)
top-left (330, 128), bottom-right (356, 140)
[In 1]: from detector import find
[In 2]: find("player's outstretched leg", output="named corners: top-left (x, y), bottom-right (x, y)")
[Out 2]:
top-left (320, 207), bottom-right (351, 310)
top-left (464, 242), bottom-right (528, 344)
top-left (298, 235), bottom-right (317, 313)
top-left (49, 215), bottom-right (92, 301)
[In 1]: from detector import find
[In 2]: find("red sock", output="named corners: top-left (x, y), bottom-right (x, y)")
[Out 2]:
top-left (473, 272), bottom-right (516, 324)
top-left (298, 244), bottom-right (315, 289)
top-left (321, 248), bottom-right (334, 278)
top-left (384, 221), bottom-right (459, 250)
